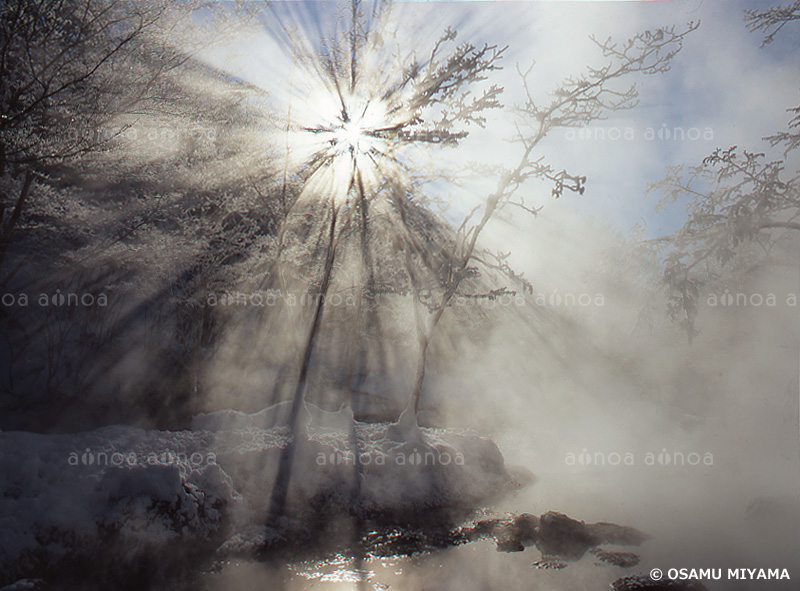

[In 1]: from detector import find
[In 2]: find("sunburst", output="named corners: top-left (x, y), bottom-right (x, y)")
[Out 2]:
top-left (266, 3), bottom-right (504, 209)
top-left (300, 94), bottom-right (398, 202)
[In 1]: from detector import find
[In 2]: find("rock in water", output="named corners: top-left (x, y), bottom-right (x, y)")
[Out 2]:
top-left (533, 512), bottom-right (649, 562)
top-left (590, 547), bottom-right (640, 567)
top-left (535, 511), bottom-right (600, 560)
top-left (514, 513), bottom-right (539, 544)
top-left (532, 559), bottom-right (567, 570)
top-left (611, 574), bottom-right (708, 590)
top-left (588, 521), bottom-right (652, 546)
top-left (494, 524), bottom-right (525, 552)
top-left (0, 581), bottom-right (49, 591)
top-left (493, 513), bottom-right (540, 552)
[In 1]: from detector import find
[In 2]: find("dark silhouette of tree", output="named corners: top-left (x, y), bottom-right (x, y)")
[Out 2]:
top-left (0, 0), bottom-right (255, 280)
top-left (260, 0), bottom-right (508, 524)
top-left (0, 0), bottom-right (281, 427)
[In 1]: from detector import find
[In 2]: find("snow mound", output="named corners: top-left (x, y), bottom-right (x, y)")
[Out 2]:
top-left (0, 414), bottom-right (515, 586)
top-left (192, 400), bottom-right (355, 432)
top-left (0, 427), bottom-right (236, 586)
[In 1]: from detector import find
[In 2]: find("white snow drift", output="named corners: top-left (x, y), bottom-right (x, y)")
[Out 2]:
top-left (0, 405), bottom-right (515, 585)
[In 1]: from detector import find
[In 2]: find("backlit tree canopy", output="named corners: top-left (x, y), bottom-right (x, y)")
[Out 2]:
top-left (0, 0), bottom-right (696, 432)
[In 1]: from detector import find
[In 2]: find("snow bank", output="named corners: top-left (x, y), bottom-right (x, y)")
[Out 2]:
top-left (0, 426), bottom-right (237, 587)
top-left (0, 407), bottom-right (515, 586)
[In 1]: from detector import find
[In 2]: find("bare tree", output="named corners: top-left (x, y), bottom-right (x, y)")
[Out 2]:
top-left (250, 0), bottom-right (699, 522)
top-left (400, 23), bottom-right (699, 420)
top-left (261, 0), bottom-right (509, 523)
top-left (745, 0), bottom-right (800, 47)
top-left (0, 0), bottom-right (276, 428)
top-left (0, 0), bottom-right (254, 280)
top-left (648, 4), bottom-right (799, 342)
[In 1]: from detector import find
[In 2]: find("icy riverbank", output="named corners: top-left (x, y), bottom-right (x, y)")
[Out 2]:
top-left (0, 409), bottom-right (517, 587)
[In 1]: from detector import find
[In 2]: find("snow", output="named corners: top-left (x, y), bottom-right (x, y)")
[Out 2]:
top-left (0, 404), bottom-right (514, 586)
top-left (192, 400), bottom-right (358, 433)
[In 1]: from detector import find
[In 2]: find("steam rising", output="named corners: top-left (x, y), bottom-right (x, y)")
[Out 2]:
top-left (0, 0), bottom-right (797, 588)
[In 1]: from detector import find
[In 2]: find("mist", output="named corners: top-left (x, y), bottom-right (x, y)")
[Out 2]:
top-left (0, 1), bottom-right (798, 590)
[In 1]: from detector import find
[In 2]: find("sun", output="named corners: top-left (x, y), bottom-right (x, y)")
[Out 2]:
top-left (318, 98), bottom-right (393, 160)
top-left (332, 119), bottom-right (366, 154)
top-left (293, 95), bottom-right (399, 202)
top-left (272, 6), bottom-right (504, 206)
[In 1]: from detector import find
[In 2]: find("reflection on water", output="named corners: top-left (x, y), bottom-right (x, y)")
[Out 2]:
top-left (292, 553), bottom-right (382, 589)
top-left (198, 460), bottom-right (799, 591)
top-left (201, 541), bottom-right (631, 591)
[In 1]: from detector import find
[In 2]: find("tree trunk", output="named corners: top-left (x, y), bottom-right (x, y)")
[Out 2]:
top-left (0, 168), bottom-right (35, 282)
top-left (266, 199), bottom-right (340, 525)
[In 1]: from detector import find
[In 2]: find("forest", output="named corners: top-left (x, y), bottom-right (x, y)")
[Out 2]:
top-left (0, 1), bottom-right (798, 590)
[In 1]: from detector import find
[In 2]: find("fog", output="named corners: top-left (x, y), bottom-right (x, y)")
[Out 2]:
top-left (0, 0), bottom-right (798, 590)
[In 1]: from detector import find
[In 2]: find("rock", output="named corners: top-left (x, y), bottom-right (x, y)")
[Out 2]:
top-left (506, 465), bottom-right (537, 488)
top-left (469, 518), bottom-right (505, 537)
top-left (611, 574), bottom-right (707, 590)
top-left (465, 511), bottom-right (644, 560)
top-left (588, 522), bottom-right (651, 546)
top-left (533, 512), bottom-right (648, 561)
top-left (535, 511), bottom-right (599, 560)
top-left (494, 523), bottom-right (525, 552)
top-left (532, 559), bottom-right (567, 570)
top-left (192, 400), bottom-right (308, 431)
top-left (0, 581), bottom-right (49, 591)
top-left (0, 422), bottom-right (516, 588)
top-left (590, 547), bottom-right (640, 567)
top-left (496, 537), bottom-right (525, 552)
top-left (462, 514), bottom-right (538, 552)
top-left (514, 513), bottom-right (539, 545)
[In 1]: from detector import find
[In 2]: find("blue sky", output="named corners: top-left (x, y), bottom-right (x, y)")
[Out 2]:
top-left (198, 0), bottom-right (800, 239)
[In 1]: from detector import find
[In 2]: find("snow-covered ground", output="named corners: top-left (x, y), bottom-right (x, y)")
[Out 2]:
top-left (0, 405), bottom-right (515, 587)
